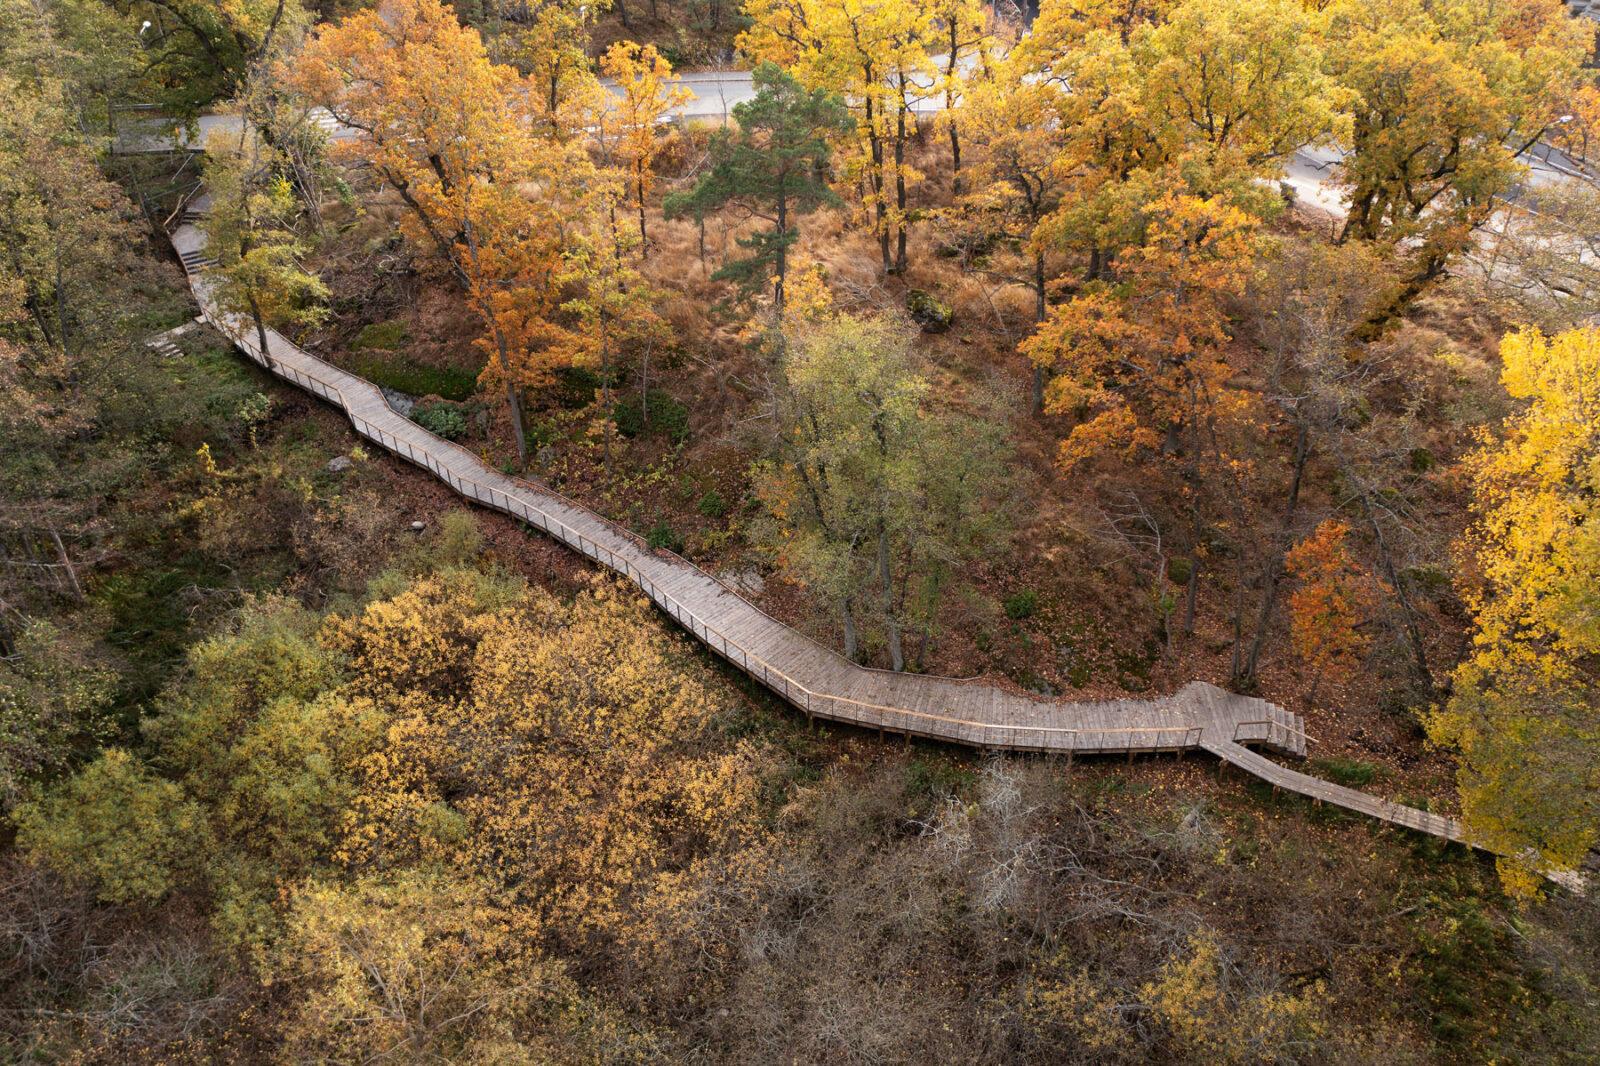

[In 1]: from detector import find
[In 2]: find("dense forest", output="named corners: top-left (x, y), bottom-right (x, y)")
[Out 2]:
top-left (3, 0), bottom-right (1600, 1059)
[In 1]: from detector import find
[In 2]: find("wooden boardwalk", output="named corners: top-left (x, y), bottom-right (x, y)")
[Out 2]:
top-left (166, 213), bottom-right (1583, 892)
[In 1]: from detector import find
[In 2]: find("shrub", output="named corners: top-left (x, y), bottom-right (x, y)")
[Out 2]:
top-left (353, 319), bottom-right (410, 351)
top-left (15, 750), bottom-right (211, 904)
top-left (646, 522), bottom-right (684, 553)
top-left (554, 365), bottom-right (608, 409)
top-left (1004, 589), bottom-right (1038, 620)
top-left (697, 489), bottom-right (728, 518)
top-left (412, 402), bottom-right (469, 441)
top-left (614, 390), bottom-right (690, 445)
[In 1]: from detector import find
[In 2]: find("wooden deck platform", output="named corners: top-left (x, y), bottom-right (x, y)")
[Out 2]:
top-left (165, 216), bottom-right (1582, 893)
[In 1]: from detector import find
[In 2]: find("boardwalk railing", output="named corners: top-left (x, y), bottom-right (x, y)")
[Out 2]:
top-left (179, 235), bottom-right (1585, 893)
top-left (223, 314), bottom-right (1211, 755)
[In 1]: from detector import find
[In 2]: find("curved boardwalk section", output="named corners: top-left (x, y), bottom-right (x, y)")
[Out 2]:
top-left (166, 214), bottom-right (1581, 891)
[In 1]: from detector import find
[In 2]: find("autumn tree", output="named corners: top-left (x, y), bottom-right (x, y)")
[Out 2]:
top-left (0, 621), bottom-right (112, 815)
top-left (1428, 326), bottom-right (1600, 897)
top-left (126, 0), bottom-right (308, 114)
top-left (556, 171), bottom-right (669, 466)
top-left (597, 40), bottom-right (691, 251)
top-left (1284, 519), bottom-right (1381, 706)
top-left (1135, 0), bottom-right (1342, 184)
top-left (1322, 0), bottom-right (1593, 337)
top-left (753, 309), bottom-right (1009, 669)
top-left (484, 0), bottom-right (608, 126)
top-left (1017, 0), bottom-right (1338, 290)
top-left (1228, 239), bottom-right (1419, 690)
top-left (740, 0), bottom-right (942, 274)
top-left (275, 869), bottom-right (576, 1061)
top-left (0, 48), bottom-right (148, 617)
top-left (951, 53), bottom-right (1069, 330)
top-left (329, 570), bottom-right (770, 950)
top-left (0, 75), bottom-right (139, 362)
top-left (200, 126), bottom-right (329, 363)
top-left (295, 0), bottom-right (590, 465)
top-left (932, 0), bottom-right (991, 191)
top-left (1020, 192), bottom-right (1258, 467)
top-left (665, 63), bottom-right (851, 316)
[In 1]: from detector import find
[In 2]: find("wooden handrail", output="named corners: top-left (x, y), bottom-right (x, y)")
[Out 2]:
top-left (204, 303), bottom-right (1213, 752)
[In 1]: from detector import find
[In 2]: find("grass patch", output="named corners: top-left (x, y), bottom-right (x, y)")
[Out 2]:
top-left (353, 319), bottom-right (409, 351)
top-left (1315, 757), bottom-right (1378, 788)
top-left (353, 355), bottom-right (477, 401)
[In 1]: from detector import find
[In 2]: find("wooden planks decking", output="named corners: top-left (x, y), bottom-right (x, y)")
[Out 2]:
top-left (164, 216), bottom-right (1582, 892)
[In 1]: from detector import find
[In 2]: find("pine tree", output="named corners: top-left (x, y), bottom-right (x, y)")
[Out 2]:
top-left (665, 63), bottom-right (850, 318)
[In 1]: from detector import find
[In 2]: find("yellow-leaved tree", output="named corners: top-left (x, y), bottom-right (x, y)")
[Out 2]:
top-left (1321, 0), bottom-right (1593, 337)
top-left (1428, 326), bottom-right (1600, 897)
top-left (327, 570), bottom-right (771, 951)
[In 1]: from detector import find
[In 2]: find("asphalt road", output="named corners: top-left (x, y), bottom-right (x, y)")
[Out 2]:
top-left (116, 65), bottom-right (1599, 222)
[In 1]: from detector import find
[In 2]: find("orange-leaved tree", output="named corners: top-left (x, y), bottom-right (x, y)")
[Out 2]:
top-left (1020, 191), bottom-right (1259, 469)
top-left (1283, 519), bottom-right (1383, 707)
top-left (294, 0), bottom-right (588, 466)
top-left (597, 41), bottom-right (692, 253)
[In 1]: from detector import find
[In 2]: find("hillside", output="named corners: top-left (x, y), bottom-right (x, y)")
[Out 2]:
top-left (3, 0), bottom-right (1599, 1061)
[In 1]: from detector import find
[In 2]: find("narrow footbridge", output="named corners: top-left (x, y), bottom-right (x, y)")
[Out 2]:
top-left (165, 208), bottom-right (1581, 892)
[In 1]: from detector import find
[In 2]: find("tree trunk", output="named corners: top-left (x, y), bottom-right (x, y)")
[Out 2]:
top-left (893, 93), bottom-right (909, 275)
top-left (1356, 488), bottom-right (1433, 693)
top-left (774, 193), bottom-right (788, 318)
top-left (1235, 420), bottom-right (1311, 689)
top-left (636, 161), bottom-right (649, 253)
top-left (600, 311), bottom-right (613, 470)
top-left (1183, 558), bottom-right (1200, 637)
top-left (1352, 242), bottom-right (1454, 343)
top-left (463, 224), bottom-right (529, 467)
top-left (640, 339), bottom-right (651, 426)
top-left (863, 89), bottom-right (891, 275)
top-left (878, 525), bottom-right (904, 671)
top-left (842, 598), bottom-right (860, 661)
top-left (247, 289), bottom-right (271, 367)
top-left (945, 25), bottom-right (962, 194)
top-left (1028, 250), bottom-right (1048, 413)
top-left (48, 528), bottom-right (83, 602)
